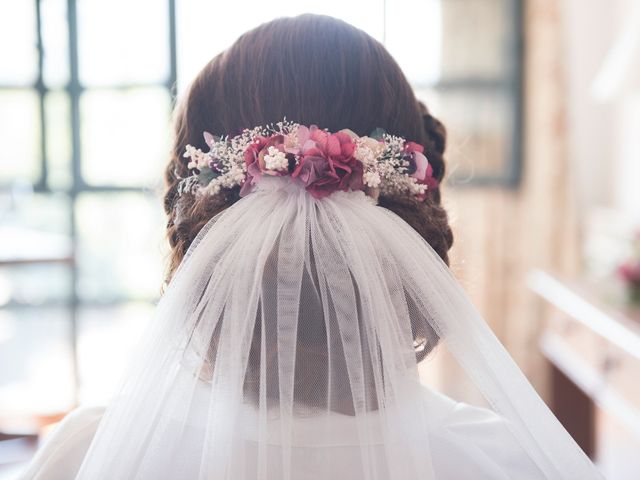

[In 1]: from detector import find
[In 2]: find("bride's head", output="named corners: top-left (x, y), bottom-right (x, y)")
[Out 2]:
top-left (164, 14), bottom-right (453, 284)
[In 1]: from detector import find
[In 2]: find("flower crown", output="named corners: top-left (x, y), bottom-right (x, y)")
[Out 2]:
top-left (177, 119), bottom-right (438, 202)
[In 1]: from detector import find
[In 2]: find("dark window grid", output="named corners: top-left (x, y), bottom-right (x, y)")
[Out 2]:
top-left (0, 0), bottom-right (178, 404)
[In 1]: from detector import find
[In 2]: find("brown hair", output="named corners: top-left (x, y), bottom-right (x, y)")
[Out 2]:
top-left (163, 14), bottom-right (453, 286)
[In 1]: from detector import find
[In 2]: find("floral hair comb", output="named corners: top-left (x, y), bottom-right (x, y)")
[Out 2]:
top-left (177, 119), bottom-right (438, 202)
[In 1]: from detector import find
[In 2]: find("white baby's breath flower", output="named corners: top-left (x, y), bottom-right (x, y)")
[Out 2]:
top-left (227, 165), bottom-right (247, 184)
top-left (363, 171), bottom-right (381, 188)
top-left (355, 146), bottom-right (375, 165)
top-left (199, 180), bottom-right (221, 197)
top-left (263, 146), bottom-right (289, 172)
top-left (354, 136), bottom-right (384, 167)
top-left (284, 130), bottom-right (299, 150)
top-left (183, 145), bottom-right (208, 169)
top-left (183, 145), bottom-right (198, 159)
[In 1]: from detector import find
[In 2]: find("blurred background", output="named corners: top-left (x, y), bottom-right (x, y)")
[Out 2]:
top-left (1, 0), bottom-right (639, 478)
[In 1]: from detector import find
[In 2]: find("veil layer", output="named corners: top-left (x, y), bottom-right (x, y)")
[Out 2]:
top-left (75, 177), bottom-right (603, 479)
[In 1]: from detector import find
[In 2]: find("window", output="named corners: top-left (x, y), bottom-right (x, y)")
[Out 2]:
top-left (0, 0), bottom-right (176, 411)
top-left (0, 0), bottom-right (522, 413)
top-left (386, 0), bottom-right (523, 185)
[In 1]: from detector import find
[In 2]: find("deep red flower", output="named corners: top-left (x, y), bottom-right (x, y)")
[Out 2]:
top-left (292, 126), bottom-right (362, 199)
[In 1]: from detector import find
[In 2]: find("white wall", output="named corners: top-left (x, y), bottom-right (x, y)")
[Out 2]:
top-left (560, 0), bottom-right (640, 220)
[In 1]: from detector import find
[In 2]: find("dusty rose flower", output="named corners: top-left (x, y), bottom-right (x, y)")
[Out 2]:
top-left (404, 142), bottom-right (438, 190)
top-left (291, 126), bottom-right (362, 199)
top-left (241, 134), bottom-right (297, 195)
top-left (618, 261), bottom-right (640, 283)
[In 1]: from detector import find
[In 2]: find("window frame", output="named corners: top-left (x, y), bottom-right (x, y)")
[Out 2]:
top-left (0, 0), bottom-right (178, 402)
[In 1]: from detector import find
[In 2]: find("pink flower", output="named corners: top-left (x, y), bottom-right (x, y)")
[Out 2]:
top-left (241, 134), bottom-right (295, 196)
top-left (404, 142), bottom-right (438, 191)
top-left (292, 126), bottom-right (363, 199)
top-left (618, 261), bottom-right (640, 284)
top-left (241, 136), bottom-right (267, 196)
top-left (291, 155), bottom-right (338, 197)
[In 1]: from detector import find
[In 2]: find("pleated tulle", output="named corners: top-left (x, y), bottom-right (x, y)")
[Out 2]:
top-left (74, 176), bottom-right (602, 480)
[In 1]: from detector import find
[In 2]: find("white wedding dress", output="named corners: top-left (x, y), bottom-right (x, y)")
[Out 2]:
top-left (20, 177), bottom-right (603, 479)
top-left (22, 383), bottom-right (542, 479)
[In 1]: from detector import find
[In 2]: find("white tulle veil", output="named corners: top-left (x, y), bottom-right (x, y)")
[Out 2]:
top-left (74, 176), bottom-right (602, 479)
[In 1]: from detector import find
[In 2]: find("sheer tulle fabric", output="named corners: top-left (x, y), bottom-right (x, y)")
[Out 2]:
top-left (75, 177), bottom-right (602, 479)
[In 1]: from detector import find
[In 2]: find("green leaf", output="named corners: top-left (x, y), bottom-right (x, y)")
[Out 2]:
top-left (369, 127), bottom-right (386, 140)
top-left (197, 166), bottom-right (220, 184)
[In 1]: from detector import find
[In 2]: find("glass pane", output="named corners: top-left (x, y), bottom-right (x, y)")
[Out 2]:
top-left (0, 90), bottom-right (41, 184)
top-left (0, 191), bottom-right (70, 235)
top-left (439, 0), bottom-right (515, 81)
top-left (0, 193), bottom-right (72, 302)
top-left (41, 0), bottom-right (70, 88)
top-left (0, 263), bottom-right (71, 307)
top-left (80, 88), bottom-right (171, 187)
top-left (384, 0), bottom-right (442, 85)
top-left (0, 0), bottom-right (37, 85)
top-left (417, 88), bottom-right (514, 181)
top-left (77, 0), bottom-right (169, 86)
top-left (45, 91), bottom-right (72, 189)
top-left (75, 192), bottom-right (166, 302)
top-left (0, 307), bottom-right (75, 415)
top-left (77, 302), bottom-right (153, 403)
